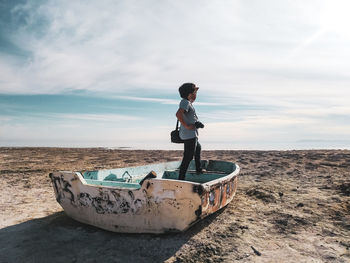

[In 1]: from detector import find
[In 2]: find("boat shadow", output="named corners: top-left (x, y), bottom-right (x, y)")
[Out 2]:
top-left (0, 209), bottom-right (225, 263)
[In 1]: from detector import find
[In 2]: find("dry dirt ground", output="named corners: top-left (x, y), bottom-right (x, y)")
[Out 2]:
top-left (0, 148), bottom-right (349, 263)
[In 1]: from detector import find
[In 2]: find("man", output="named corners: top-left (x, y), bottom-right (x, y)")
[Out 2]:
top-left (176, 83), bottom-right (205, 180)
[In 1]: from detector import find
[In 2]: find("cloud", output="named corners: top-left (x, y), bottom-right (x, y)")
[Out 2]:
top-left (285, 106), bottom-right (350, 117)
top-left (0, 0), bottom-right (349, 97)
top-left (59, 113), bottom-right (143, 122)
top-left (113, 96), bottom-right (179, 105)
top-left (202, 114), bottom-right (350, 144)
top-left (0, 116), bottom-right (12, 121)
top-left (112, 95), bottom-right (223, 106)
top-left (0, 111), bottom-right (143, 123)
top-left (1, 0), bottom-right (350, 149)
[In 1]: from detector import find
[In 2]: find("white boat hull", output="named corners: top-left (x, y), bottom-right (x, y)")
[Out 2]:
top-left (49, 160), bottom-right (239, 233)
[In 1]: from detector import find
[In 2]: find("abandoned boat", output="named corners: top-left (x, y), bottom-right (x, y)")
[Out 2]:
top-left (49, 160), bottom-right (240, 233)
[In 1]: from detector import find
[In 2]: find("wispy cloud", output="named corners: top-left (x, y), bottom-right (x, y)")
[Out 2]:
top-left (285, 106), bottom-right (350, 117)
top-left (0, 116), bottom-right (12, 121)
top-left (113, 95), bottom-right (223, 106)
top-left (59, 113), bottom-right (143, 122)
top-left (114, 96), bottom-right (179, 105)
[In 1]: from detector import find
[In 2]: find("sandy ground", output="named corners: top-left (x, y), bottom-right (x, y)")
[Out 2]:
top-left (0, 147), bottom-right (349, 263)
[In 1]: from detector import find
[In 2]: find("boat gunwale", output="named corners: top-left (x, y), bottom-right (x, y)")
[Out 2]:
top-left (71, 165), bottom-right (239, 191)
top-left (52, 160), bottom-right (239, 191)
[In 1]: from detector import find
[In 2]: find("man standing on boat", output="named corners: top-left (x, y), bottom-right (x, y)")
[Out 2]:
top-left (176, 83), bottom-right (205, 180)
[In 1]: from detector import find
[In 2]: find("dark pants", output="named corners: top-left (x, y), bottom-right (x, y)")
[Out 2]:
top-left (179, 137), bottom-right (201, 180)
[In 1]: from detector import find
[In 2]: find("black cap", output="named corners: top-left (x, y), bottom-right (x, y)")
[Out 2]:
top-left (178, 83), bottom-right (199, 99)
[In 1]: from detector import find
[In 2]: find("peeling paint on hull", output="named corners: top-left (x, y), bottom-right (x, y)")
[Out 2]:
top-left (49, 160), bottom-right (240, 233)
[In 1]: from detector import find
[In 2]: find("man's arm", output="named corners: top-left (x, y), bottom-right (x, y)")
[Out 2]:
top-left (176, 108), bottom-right (195, 130)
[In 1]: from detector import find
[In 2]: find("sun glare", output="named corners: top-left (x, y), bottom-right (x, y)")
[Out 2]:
top-left (320, 0), bottom-right (350, 38)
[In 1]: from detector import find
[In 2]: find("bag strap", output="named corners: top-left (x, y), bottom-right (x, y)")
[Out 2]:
top-left (176, 120), bottom-right (179, 130)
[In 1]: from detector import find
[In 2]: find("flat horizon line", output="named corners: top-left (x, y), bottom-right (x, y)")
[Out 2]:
top-left (0, 146), bottom-right (349, 151)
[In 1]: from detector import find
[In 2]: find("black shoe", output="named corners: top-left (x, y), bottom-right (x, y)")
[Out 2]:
top-left (196, 168), bottom-right (205, 175)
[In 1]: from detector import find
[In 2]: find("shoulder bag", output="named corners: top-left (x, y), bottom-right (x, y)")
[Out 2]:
top-left (170, 120), bottom-right (184, 143)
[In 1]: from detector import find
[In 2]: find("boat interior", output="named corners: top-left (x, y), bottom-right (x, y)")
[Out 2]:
top-left (81, 160), bottom-right (237, 189)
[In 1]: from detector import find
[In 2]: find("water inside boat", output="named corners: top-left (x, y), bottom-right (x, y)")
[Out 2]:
top-left (82, 160), bottom-right (237, 189)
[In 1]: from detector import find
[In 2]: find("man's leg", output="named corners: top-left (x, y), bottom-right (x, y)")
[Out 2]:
top-left (194, 140), bottom-right (202, 172)
top-left (179, 138), bottom-right (196, 180)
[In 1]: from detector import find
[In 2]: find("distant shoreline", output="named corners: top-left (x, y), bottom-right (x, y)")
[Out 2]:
top-left (0, 146), bottom-right (349, 151)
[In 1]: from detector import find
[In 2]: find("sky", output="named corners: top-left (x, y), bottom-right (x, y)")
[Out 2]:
top-left (1, 0), bottom-right (350, 150)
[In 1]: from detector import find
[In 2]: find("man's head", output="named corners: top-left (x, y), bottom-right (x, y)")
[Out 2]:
top-left (179, 83), bottom-right (199, 101)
